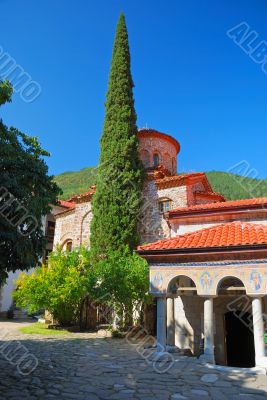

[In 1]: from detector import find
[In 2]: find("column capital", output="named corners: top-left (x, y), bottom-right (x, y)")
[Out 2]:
top-left (166, 293), bottom-right (176, 298)
top-left (153, 293), bottom-right (167, 299)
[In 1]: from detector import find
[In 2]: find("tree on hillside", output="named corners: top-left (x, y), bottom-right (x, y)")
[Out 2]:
top-left (0, 80), bottom-right (61, 282)
top-left (90, 13), bottom-right (144, 261)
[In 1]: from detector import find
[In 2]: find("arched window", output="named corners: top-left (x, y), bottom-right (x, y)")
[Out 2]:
top-left (159, 198), bottom-right (172, 213)
top-left (66, 241), bottom-right (73, 252)
top-left (153, 153), bottom-right (159, 167)
top-left (168, 275), bottom-right (197, 294)
top-left (217, 277), bottom-right (245, 295)
top-left (140, 150), bottom-right (150, 168)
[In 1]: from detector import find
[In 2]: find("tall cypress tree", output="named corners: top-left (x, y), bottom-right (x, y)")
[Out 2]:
top-left (90, 13), bottom-right (144, 261)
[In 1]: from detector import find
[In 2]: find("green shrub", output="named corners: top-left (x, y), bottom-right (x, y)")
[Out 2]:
top-left (13, 247), bottom-right (97, 326)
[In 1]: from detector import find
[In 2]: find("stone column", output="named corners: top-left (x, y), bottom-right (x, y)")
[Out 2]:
top-left (252, 297), bottom-right (266, 366)
top-left (174, 297), bottom-right (187, 349)
top-left (200, 297), bottom-right (215, 364)
top-left (156, 297), bottom-right (166, 352)
top-left (167, 297), bottom-right (175, 347)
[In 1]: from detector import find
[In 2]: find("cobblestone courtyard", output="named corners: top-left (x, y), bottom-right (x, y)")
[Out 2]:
top-left (0, 321), bottom-right (267, 400)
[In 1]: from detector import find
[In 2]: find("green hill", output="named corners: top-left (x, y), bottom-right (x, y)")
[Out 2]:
top-left (54, 167), bottom-right (98, 200)
top-left (54, 167), bottom-right (267, 201)
top-left (206, 171), bottom-right (267, 201)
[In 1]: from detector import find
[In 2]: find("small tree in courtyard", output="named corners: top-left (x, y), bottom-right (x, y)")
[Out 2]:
top-left (13, 247), bottom-right (98, 326)
top-left (95, 247), bottom-right (150, 329)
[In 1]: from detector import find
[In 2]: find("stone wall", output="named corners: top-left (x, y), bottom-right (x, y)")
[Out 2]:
top-left (54, 178), bottom-right (189, 248)
top-left (139, 180), bottom-right (188, 244)
top-left (54, 202), bottom-right (92, 249)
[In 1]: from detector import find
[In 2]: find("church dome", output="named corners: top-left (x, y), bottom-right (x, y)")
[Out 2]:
top-left (137, 128), bottom-right (180, 176)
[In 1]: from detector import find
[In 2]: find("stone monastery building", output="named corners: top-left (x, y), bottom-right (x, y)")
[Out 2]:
top-left (53, 128), bottom-right (267, 370)
top-left (53, 128), bottom-right (225, 249)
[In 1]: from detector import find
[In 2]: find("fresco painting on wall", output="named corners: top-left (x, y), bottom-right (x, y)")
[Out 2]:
top-left (200, 271), bottom-right (213, 293)
top-left (249, 270), bottom-right (262, 291)
top-left (152, 272), bottom-right (164, 291)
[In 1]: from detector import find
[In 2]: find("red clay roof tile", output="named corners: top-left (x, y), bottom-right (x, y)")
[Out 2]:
top-left (58, 200), bottom-right (75, 209)
top-left (138, 221), bottom-right (267, 251)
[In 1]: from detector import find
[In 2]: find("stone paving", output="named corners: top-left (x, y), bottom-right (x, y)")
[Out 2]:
top-left (0, 321), bottom-right (267, 400)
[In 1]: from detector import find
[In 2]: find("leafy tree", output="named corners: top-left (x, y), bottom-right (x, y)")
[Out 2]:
top-left (0, 80), bottom-right (61, 282)
top-left (0, 80), bottom-right (13, 105)
top-left (90, 13), bottom-right (144, 261)
top-left (95, 246), bottom-right (150, 328)
top-left (14, 246), bottom-right (148, 328)
top-left (13, 247), bottom-right (97, 325)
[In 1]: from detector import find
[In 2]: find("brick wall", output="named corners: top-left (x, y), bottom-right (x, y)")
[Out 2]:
top-left (138, 135), bottom-right (177, 174)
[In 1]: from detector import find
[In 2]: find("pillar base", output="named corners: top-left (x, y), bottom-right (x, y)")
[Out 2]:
top-left (151, 351), bottom-right (173, 362)
top-left (199, 353), bottom-right (215, 364)
top-left (166, 345), bottom-right (180, 353)
top-left (256, 356), bottom-right (267, 368)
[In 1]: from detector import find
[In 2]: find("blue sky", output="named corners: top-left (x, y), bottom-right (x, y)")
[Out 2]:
top-left (1, 0), bottom-right (267, 178)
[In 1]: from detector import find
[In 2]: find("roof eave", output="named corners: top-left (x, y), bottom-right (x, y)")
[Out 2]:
top-left (167, 203), bottom-right (267, 220)
top-left (137, 243), bottom-right (267, 258)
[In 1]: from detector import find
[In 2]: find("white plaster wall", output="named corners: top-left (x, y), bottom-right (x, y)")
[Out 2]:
top-left (176, 222), bottom-right (219, 235)
top-left (172, 217), bottom-right (267, 236)
top-left (0, 268), bottom-right (35, 312)
top-left (0, 205), bottom-right (62, 314)
top-left (174, 295), bottom-right (204, 354)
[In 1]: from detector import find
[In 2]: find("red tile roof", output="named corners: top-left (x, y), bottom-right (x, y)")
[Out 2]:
top-left (138, 221), bottom-right (267, 251)
top-left (138, 128), bottom-right (180, 153)
top-left (67, 186), bottom-right (96, 203)
top-left (168, 197), bottom-right (267, 216)
top-left (58, 200), bottom-right (75, 209)
top-left (155, 172), bottom-right (213, 191)
top-left (194, 191), bottom-right (225, 202)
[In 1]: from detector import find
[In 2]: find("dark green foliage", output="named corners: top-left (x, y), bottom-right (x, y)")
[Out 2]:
top-left (206, 171), bottom-right (267, 200)
top-left (54, 167), bottom-right (97, 200)
top-left (14, 246), bottom-right (149, 328)
top-left (0, 80), bottom-right (61, 282)
top-left (90, 14), bottom-right (144, 260)
top-left (95, 247), bottom-right (150, 329)
top-left (0, 80), bottom-right (13, 105)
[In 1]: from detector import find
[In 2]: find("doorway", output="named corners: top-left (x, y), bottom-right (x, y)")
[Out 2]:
top-left (225, 311), bottom-right (255, 367)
